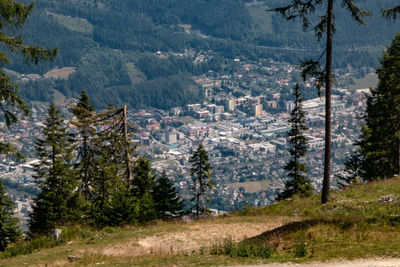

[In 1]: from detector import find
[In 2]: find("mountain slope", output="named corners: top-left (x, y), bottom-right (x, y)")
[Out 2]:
top-left (10, 0), bottom-right (400, 109)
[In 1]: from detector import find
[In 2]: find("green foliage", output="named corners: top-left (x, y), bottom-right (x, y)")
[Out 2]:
top-left (211, 237), bottom-right (272, 259)
top-left (0, 180), bottom-right (21, 251)
top-left (1, 225), bottom-right (94, 259)
top-left (336, 151), bottom-right (364, 187)
top-left (294, 232), bottom-right (308, 258)
top-left (153, 171), bottom-right (185, 219)
top-left (358, 33), bottom-right (400, 181)
top-left (29, 103), bottom-right (81, 235)
top-left (279, 84), bottom-right (313, 200)
top-left (71, 90), bottom-right (96, 203)
top-left (189, 144), bottom-right (213, 218)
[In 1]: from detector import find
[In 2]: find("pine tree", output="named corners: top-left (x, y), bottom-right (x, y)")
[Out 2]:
top-left (90, 106), bottom-right (137, 225)
top-left (336, 151), bottom-right (364, 188)
top-left (29, 103), bottom-right (80, 235)
top-left (71, 90), bottom-right (96, 202)
top-left (358, 33), bottom-right (400, 181)
top-left (189, 144), bottom-right (213, 219)
top-left (272, 0), bottom-right (369, 203)
top-left (131, 157), bottom-right (157, 223)
top-left (153, 171), bottom-right (184, 219)
top-left (0, 1), bottom-right (57, 156)
top-left (0, 180), bottom-right (20, 251)
top-left (103, 157), bottom-right (157, 226)
top-left (279, 83), bottom-right (313, 200)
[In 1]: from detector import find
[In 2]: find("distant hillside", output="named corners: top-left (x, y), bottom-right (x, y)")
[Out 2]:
top-left (11, 0), bottom-right (400, 109)
top-left (2, 176), bottom-right (400, 266)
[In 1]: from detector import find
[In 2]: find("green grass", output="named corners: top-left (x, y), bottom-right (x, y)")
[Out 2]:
top-left (3, 178), bottom-right (400, 266)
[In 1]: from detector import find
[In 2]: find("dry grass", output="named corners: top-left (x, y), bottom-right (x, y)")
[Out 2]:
top-left (3, 177), bottom-right (400, 266)
top-left (44, 67), bottom-right (76, 79)
top-left (227, 180), bottom-right (270, 193)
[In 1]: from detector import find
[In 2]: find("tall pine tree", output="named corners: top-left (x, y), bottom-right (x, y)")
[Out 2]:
top-left (89, 105), bottom-right (137, 225)
top-left (29, 103), bottom-right (80, 235)
top-left (358, 33), bottom-right (400, 181)
top-left (71, 90), bottom-right (96, 203)
top-left (272, 0), bottom-right (369, 203)
top-left (279, 83), bottom-right (313, 200)
top-left (189, 144), bottom-right (213, 219)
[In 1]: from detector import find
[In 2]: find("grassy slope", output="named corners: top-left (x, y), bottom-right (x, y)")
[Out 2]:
top-left (2, 178), bottom-right (400, 266)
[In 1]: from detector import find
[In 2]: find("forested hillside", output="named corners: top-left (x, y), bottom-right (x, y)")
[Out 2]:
top-left (12, 0), bottom-right (400, 109)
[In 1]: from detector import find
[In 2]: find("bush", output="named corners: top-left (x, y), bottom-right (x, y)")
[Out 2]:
top-left (211, 237), bottom-right (272, 259)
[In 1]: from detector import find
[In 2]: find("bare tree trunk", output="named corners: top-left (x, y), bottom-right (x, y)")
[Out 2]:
top-left (123, 105), bottom-right (132, 181)
top-left (398, 135), bottom-right (400, 176)
top-left (321, 0), bottom-right (333, 204)
top-left (196, 193), bottom-right (200, 220)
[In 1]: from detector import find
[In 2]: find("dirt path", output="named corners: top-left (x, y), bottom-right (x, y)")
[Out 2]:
top-left (237, 258), bottom-right (400, 267)
top-left (95, 217), bottom-right (294, 257)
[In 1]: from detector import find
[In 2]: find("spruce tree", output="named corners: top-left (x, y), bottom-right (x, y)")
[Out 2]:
top-left (0, 180), bottom-right (20, 251)
top-left (130, 157), bottom-right (157, 223)
top-left (0, 0), bottom-right (57, 155)
top-left (279, 84), bottom-right (313, 200)
top-left (71, 90), bottom-right (96, 202)
top-left (29, 103), bottom-right (80, 235)
top-left (272, 0), bottom-right (369, 203)
top-left (358, 33), bottom-right (400, 181)
top-left (189, 144), bottom-right (213, 219)
top-left (153, 171), bottom-right (184, 219)
top-left (103, 157), bottom-right (157, 226)
top-left (89, 106), bottom-right (137, 225)
top-left (336, 151), bottom-right (364, 187)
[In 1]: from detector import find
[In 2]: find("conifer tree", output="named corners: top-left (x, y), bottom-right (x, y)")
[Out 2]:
top-left (102, 157), bottom-right (157, 226)
top-left (71, 90), bottom-right (96, 202)
top-left (0, 0), bottom-right (56, 239)
top-left (0, 0), bottom-right (57, 155)
top-left (29, 103), bottom-right (80, 235)
top-left (130, 157), bottom-right (157, 223)
top-left (0, 180), bottom-right (20, 251)
top-left (153, 171), bottom-right (184, 219)
top-left (336, 151), bottom-right (364, 187)
top-left (279, 84), bottom-right (313, 200)
top-left (189, 144), bottom-right (213, 219)
top-left (272, 0), bottom-right (369, 203)
top-left (89, 106), bottom-right (136, 225)
top-left (357, 33), bottom-right (400, 181)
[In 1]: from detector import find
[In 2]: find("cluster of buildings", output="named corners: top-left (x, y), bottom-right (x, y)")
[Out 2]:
top-left (1, 54), bottom-right (371, 220)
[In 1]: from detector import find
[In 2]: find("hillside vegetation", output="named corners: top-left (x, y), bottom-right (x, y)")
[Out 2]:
top-left (11, 0), bottom-right (400, 109)
top-left (2, 177), bottom-right (400, 266)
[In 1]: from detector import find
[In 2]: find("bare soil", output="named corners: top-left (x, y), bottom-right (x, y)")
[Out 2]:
top-left (96, 217), bottom-right (293, 257)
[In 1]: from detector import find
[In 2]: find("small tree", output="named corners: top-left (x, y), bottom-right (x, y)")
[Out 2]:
top-left (279, 84), bottom-right (313, 200)
top-left (189, 144), bottom-right (213, 219)
top-left (336, 151), bottom-right (364, 188)
top-left (29, 103), bottom-right (80, 235)
top-left (0, 180), bottom-right (21, 251)
top-left (153, 171), bottom-right (184, 219)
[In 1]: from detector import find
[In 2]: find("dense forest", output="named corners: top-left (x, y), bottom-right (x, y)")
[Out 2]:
top-left (10, 0), bottom-right (400, 109)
